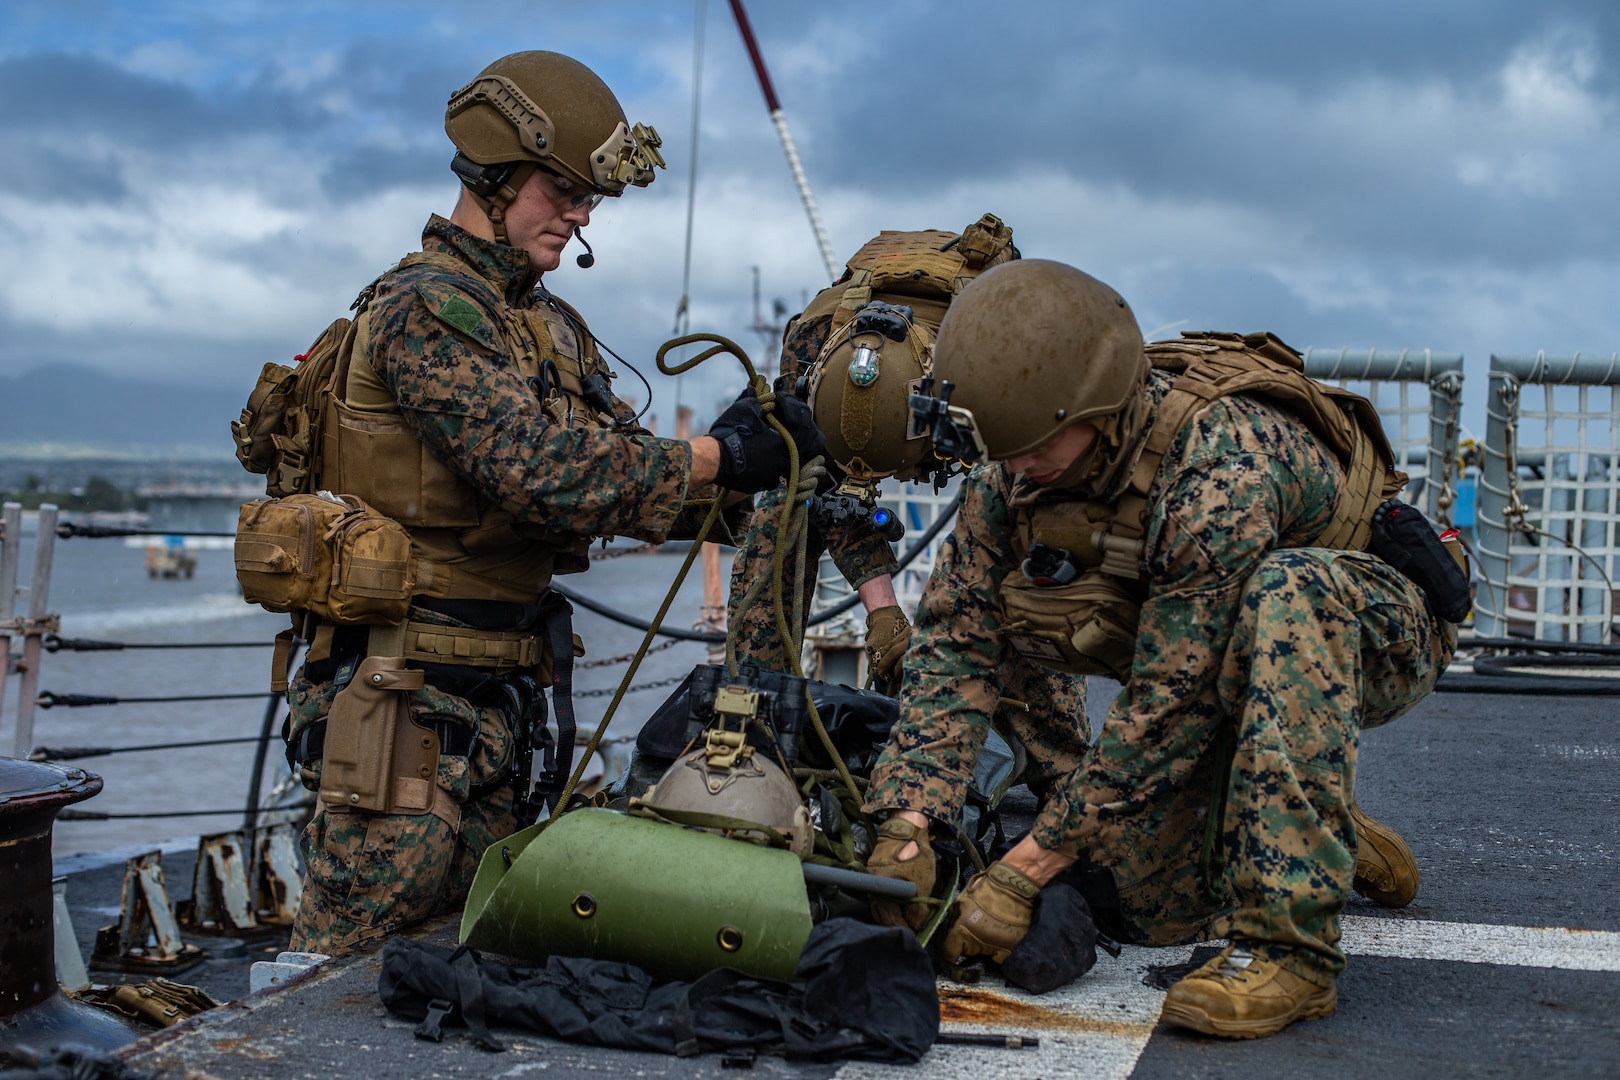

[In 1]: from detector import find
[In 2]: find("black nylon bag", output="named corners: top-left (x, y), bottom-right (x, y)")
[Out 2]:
top-left (379, 919), bottom-right (937, 1063)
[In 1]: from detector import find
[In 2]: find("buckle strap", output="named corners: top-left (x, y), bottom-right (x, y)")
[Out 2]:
top-left (294, 716), bottom-right (475, 764)
top-left (540, 601), bottom-right (577, 814)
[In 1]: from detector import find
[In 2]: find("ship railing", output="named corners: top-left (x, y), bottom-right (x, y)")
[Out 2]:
top-left (1302, 347), bottom-right (1467, 527)
top-left (1475, 354), bottom-right (1620, 642)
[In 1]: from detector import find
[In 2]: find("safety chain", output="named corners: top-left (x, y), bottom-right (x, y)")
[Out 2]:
top-left (590, 541), bottom-right (659, 561)
top-left (578, 635), bottom-right (682, 669)
top-left (575, 673), bottom-right (688, 699)
top-left (1429, 370), bottom-right (1464, 526)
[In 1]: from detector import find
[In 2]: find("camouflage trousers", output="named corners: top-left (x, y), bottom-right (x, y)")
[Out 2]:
top-left (726, 485), bottom-right (826, 672)
top-left (727, 483), bottom-right (900, 674)
top-left (1040, 549), bottom-right (1455, 985)
top-left (284, 670), bottom-right (519, 956)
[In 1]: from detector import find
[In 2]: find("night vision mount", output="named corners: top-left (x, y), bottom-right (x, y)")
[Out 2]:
top-left (808, 478), bottom-right (905, 544)
top-left (908, 376), bottom-right (988, 488)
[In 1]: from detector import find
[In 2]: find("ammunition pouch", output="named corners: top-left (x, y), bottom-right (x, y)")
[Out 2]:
top-left (1000, 569), bottom-right (1141, 682)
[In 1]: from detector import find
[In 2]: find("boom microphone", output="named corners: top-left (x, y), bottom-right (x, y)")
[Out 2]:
top-left (574, 228), bottom-right (595, 269)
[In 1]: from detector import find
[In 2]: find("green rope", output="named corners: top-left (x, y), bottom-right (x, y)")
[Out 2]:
top-left (541, 495), bottom-right (724, 828)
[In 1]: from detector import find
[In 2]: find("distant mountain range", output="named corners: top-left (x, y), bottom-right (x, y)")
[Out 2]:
top-left (0, 364), bottom-right (247, 458)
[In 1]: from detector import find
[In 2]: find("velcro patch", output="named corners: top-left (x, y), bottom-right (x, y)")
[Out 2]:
top-left (420, 288), bottom-right (493, 347)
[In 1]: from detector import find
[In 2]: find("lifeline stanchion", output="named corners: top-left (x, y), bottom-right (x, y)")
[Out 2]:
top-left (0, 502), bottom-right (21, 743)
top-left (8, 504), bottom-right (59, 758)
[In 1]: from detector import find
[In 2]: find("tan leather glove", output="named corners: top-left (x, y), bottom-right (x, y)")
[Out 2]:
top-left (940, 861), bottom-right (1040, 964)
top-left (864, 605), bottom-right (912, 692)
top-left (865, 816), bottom-right (935, 931)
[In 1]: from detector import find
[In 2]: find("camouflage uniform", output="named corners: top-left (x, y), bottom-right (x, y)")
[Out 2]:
top-left (866, 371), bottom-right (1455, 985)
top-left (726, 311), bottom-right (898, 669)
top-left (288, 216), bottom-right (700, 955)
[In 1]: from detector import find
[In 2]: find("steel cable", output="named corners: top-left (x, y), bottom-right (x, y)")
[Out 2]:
top-left (555, 491), bottom-right (960, 643)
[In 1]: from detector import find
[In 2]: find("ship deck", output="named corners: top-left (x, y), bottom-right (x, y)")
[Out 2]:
top-left (56, 680), bottom-right (1620, 1079)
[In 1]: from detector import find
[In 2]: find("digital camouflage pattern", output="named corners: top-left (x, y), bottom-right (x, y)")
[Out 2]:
top-left (866, 373), bottom-right (1455, 984)
top-left (727, 311), bottom-right (900, 670)
top-left (287, 216), bottom-right (705, 954)
top-left (369, 216), bottom-right (694, 541)
top-left (286, 669), bottom-right (518, 954)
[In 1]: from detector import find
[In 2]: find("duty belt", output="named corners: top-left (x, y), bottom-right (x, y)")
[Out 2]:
top-left (401, 620), bottom-right (545, 673)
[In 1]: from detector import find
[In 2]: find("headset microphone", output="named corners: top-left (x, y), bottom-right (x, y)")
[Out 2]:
top-left (574, 228), bottom-right (595, 269)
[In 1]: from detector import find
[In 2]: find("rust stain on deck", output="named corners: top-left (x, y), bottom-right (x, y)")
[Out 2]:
top-left (938, 987), bottom-right (1150, 1038)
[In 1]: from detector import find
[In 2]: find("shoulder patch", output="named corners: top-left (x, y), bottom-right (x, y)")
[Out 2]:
top-left (418, 285), bottom-right (494, 347)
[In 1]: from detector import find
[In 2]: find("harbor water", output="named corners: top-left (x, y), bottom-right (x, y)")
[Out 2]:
top-left (0, 533), bottom-right (722, 858)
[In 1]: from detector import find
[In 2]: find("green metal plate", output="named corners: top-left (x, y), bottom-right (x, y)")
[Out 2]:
top-left (460, 809), bottom-right (813, 983)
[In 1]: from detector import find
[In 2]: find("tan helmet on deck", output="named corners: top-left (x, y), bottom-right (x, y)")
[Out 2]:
top-left (637, 731), bottom-right (814, 859)
top-left (927, 260), bottom-right (1147, 461)
top-left (444, 51), bottom-right (664, 242)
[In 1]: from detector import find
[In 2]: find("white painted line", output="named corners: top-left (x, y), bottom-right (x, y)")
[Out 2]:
top-left (1342, 915), bottom-right (1620, 972)
top-left (839, 916), bottom-right (1620, 1080)
top-left (834, 944), bottom-right (1195, 1080)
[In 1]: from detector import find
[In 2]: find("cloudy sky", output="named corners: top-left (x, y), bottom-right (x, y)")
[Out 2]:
top-left (1, 0), bottom-right (1617, 446)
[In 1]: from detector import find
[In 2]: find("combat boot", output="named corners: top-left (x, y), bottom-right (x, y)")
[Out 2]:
top-left (1351, 801), bottom-right (1420, 907)
top-left (1159, 945), bottom-right (1336, 1039)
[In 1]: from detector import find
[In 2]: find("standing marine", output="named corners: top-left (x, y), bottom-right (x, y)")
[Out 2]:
top-left (231, 51), bottom-right (821, 956)
top-left (863, 260), bottom-right (1465, 1037)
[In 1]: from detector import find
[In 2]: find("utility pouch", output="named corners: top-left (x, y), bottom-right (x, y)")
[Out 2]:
top-left (232, 361), bottom-right (298, 475)
top-left (1000, 569), bottom-right (1141, 682)
top-left (236, 494), bottom-right (413, 625)
top-left (319, 656), bottom-right (426, 813)
top-left (1367, 500), bottom-right (1473, 624)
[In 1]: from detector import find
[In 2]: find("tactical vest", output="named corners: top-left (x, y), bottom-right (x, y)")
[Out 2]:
top-left (795, 215), bottom-right (1017, 480)
top-left (797, 214), bottom-right (1017, 335)
top-left (998, 332), bottom-right (1406, 682)
top-left (235, 250), bottom-right (621, 626)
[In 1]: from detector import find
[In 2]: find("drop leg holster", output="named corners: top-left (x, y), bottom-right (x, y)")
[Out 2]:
top-left (317, 622), bottom-right (462, 829)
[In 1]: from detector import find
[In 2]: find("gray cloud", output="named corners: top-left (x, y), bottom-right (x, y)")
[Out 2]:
top-left (1, 0), bottom-right (1619, 451)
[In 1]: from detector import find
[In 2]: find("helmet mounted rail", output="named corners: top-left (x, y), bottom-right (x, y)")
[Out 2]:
top-left (909, 376), bottom-right (988, 477)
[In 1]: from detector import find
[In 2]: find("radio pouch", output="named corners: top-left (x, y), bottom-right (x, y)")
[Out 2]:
top-left (319, 656), bottom-right (427, 814)
top-left (1000, 568), bottom-right (1142, 682)
top-left (1366, 500), bottom-right (1473, 624)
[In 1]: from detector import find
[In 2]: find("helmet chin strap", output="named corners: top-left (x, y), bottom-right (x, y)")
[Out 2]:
top-left (1045, 377), bottom-right (1153, 499)
top-left (461, 161), bottom-right (538, 247)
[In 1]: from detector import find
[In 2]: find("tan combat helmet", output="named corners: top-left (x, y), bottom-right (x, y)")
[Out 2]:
top-left (807, 301), bottom-right (935, 483)
top-left (801, 214), bottom-right (1019, 489)
top-left (444, 51), bottom-right (665, 242)
top-left (919, 259), bottom-right (1147, 462)
top-left (636, 730), bottom-right (814, 859)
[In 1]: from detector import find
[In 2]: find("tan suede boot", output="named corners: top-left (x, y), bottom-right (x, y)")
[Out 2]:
top-left (1160, 946), bottom-right (1337, 1039)
top-left (1351, 801), bottom-right (1420, 907)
